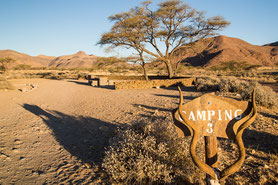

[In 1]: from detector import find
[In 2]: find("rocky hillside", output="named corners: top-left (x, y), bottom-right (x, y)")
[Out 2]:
top-left (264, 41), bottom-right (278, 47)
top-left (0, 50), bottom-right (54, 67)
top-left (0, 50), bottom-right (131, 70)
top-left (48, 51), bottom-right (98, 68)
top-left (2, 36), bottom-right (277, 70)
top-left (179, 36), bottom-right (278, 67)
top-left (34, 55), bottom-right (56, 66)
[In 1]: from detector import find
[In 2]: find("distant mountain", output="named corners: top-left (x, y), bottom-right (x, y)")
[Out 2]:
top-left (264, 41), bottom-right (278, 47)
top-left (33, 55), bottom-right (56, 66)
top-left (2, 36), bottom-right (277, 70)
top-left (178, 36), bottom-right (278, 67)
top-left (48, 51), bottom-right (98, 68)
top-left (0, 50), bottom-right (53, 67)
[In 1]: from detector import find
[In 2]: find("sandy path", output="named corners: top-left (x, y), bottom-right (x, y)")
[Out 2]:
top-left (0, 79), bottom-right (200, 184)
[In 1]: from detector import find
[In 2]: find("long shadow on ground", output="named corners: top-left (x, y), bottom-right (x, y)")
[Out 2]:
top-left (22, 104), bottom-right (117, 164)
top-left (67, 80), bottom-right (115, 90)
top-left (154, 86), bottom-right (200, 100)
top-left (243, 129), bottom-right (278, 154)
top-left (161, 85), bottom-right (198, 92)
top-left (67, 80), bottom-right (91, 86)
top-left (133, 104), bottom-right (172, 112)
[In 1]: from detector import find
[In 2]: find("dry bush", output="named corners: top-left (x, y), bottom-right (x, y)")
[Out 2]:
top-left (102, 117), bottom-right (203, 184)
top-left (0, 76), bottom-right (15, 90)
top-left (196, 77), bottom-right (221, 92)
top-left (209, 60), bottom-right (261, 71)
top-left (196, 77), bottom-right (278, 109)
top-left (240, 81), bottom-right (278, 109)
top-left (218, 78), bottom-right (249, 93)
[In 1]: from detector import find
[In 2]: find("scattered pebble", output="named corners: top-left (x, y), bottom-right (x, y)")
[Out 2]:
top-left (99, 126), bottom-right (109, 132)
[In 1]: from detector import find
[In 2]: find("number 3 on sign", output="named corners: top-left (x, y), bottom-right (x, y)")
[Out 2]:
top-left (206, 123), bottom-right (213, 133)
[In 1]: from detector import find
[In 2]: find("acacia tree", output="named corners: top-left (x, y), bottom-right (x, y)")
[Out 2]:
top-left (98, 3), bottom-right (151, 80)
top-left (0, 57), bottom-right (15, 79)
top-left (98, 0), bottom-right (230, 79)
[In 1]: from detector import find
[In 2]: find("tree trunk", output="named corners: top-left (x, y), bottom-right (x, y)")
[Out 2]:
top-left (141, 63), bottom-right (149, 81)
top-left (173, 62), bottom-right (179, 77)
top-left (165, 60), bottom-right (174, 79)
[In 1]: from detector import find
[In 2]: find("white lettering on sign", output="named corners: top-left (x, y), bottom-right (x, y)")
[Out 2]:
top-left (179, 109), bottom-right (243, 121)
top-left (218, 110), bottom-right (222, 120)
top-left (179, 115), bottom-right (183, 122)
top-left (208, 110), bottom-right (215, 121)
top-left (225, 110), bottom-right (232, 120)
top-left (197, 111), bottom-right (206, 121)
top-left (189, 111), bottom-right (195, 120)
top-left (234, 110), bottom-right (243, 120)
top-left (207, 123), bottom-right (213, 133)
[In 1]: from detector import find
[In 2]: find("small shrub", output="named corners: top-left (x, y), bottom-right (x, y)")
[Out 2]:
top-left (209, 60), bottom-right (258, 71)
top-left (13, 64), bottom-right (32, 70)
top-left (0, 57), bottom-right (15, 73)
top-left (196, 77), bottom-right (278, 109)
top-left (0, 80), bottom-right (15, 90)
top-left (196, 77), bottom-right (220, 91)
top-left (240, 81), bottom-right (278, 109)
top-left (102, 117), bottom-right (203, 184)
top-left (218, 78), bottom-right (249, 93)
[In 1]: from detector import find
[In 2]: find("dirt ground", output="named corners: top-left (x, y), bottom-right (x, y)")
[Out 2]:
top-left (0, 79), bottom-right (277, 184)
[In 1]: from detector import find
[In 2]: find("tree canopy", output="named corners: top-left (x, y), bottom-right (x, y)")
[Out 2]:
top-left (98, 0), bottom-right (230, 78)
top-left (0, 57), bottom-right (15, 73)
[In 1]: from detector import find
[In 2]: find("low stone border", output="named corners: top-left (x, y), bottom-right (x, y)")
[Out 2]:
top-left (115, 77), bottom-right (196, 89)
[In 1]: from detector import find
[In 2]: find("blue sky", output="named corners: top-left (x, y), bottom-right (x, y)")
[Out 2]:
top-left (0, 0), bottom-right (277, 57)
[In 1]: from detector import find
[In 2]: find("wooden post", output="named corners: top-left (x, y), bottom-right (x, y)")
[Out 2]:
top-left (88, 75), bottom-right (92, 86)
top-left (205, 136), bottom-right (219, 184)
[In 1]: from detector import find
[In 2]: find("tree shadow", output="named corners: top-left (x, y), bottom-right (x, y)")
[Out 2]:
top-left (94, 85), bottom-right (115, 90)
top-left (22, 104), bottom-right (117, 164)
top-left (259, 111), bottom-right (278, 120)
top-left (67, 80), bottom-right (91, 86)
top-left (219, 128), bottom-right (278, 155)
top-left (154, 94), bottom-right (197, 100)
top-left (133, 104), bottom-right (172, 112)
top-left (67, 80), bottom-right (115, 89)
top-left (160, 85), bottom-right (198, 92)
top-left (154, 86), bottom-right (199, 100)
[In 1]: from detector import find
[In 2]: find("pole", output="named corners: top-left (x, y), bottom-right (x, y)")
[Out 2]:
top-left (205, 136), bottom-right (219, 185)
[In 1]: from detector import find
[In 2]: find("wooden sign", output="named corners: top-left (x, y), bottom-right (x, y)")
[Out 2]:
top-left (173, 93), bottom-right (251, 140)
top-left (173, 87), bottom-right (257, 182)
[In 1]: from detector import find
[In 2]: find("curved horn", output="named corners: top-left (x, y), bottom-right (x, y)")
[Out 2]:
top-left (220, 89), bottom-right (257, 180)
top-left (178, 87), bottom-right (218, 180)
top-left (177, 87), bottom-right (193, 135)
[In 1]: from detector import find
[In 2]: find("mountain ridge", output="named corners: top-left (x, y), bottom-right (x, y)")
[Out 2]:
top-left (1, 36), bottom-right (277, 69)
top-left (48, 51), bottom-right (98, 68)
top-left (180, 36), bottom-right (277, 67)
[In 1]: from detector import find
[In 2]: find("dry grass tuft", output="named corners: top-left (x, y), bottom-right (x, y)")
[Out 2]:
top-left (0, 79), bottom-right (15, 90)
top-left (102, 117), bottom-right (203, 184)
top-left (196, 77), bottom-right (278, 109)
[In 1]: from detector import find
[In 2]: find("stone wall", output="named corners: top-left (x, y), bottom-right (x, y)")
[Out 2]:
top-left (115, 78), bottom-right (196, 90)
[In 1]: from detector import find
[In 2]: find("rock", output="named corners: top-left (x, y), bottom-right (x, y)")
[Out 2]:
top-left (83, 163), bottom-right (91, 169)
top-left (99, 126), bottom-right (109, 132)
top-left (154, 110), bottom-right (159, 115)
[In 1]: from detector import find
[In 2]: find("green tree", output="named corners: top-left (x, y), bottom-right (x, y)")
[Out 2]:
top-left (0, 57), bottom-right (15, 75)
top-left (98, 0), bottom-right (230, 79)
